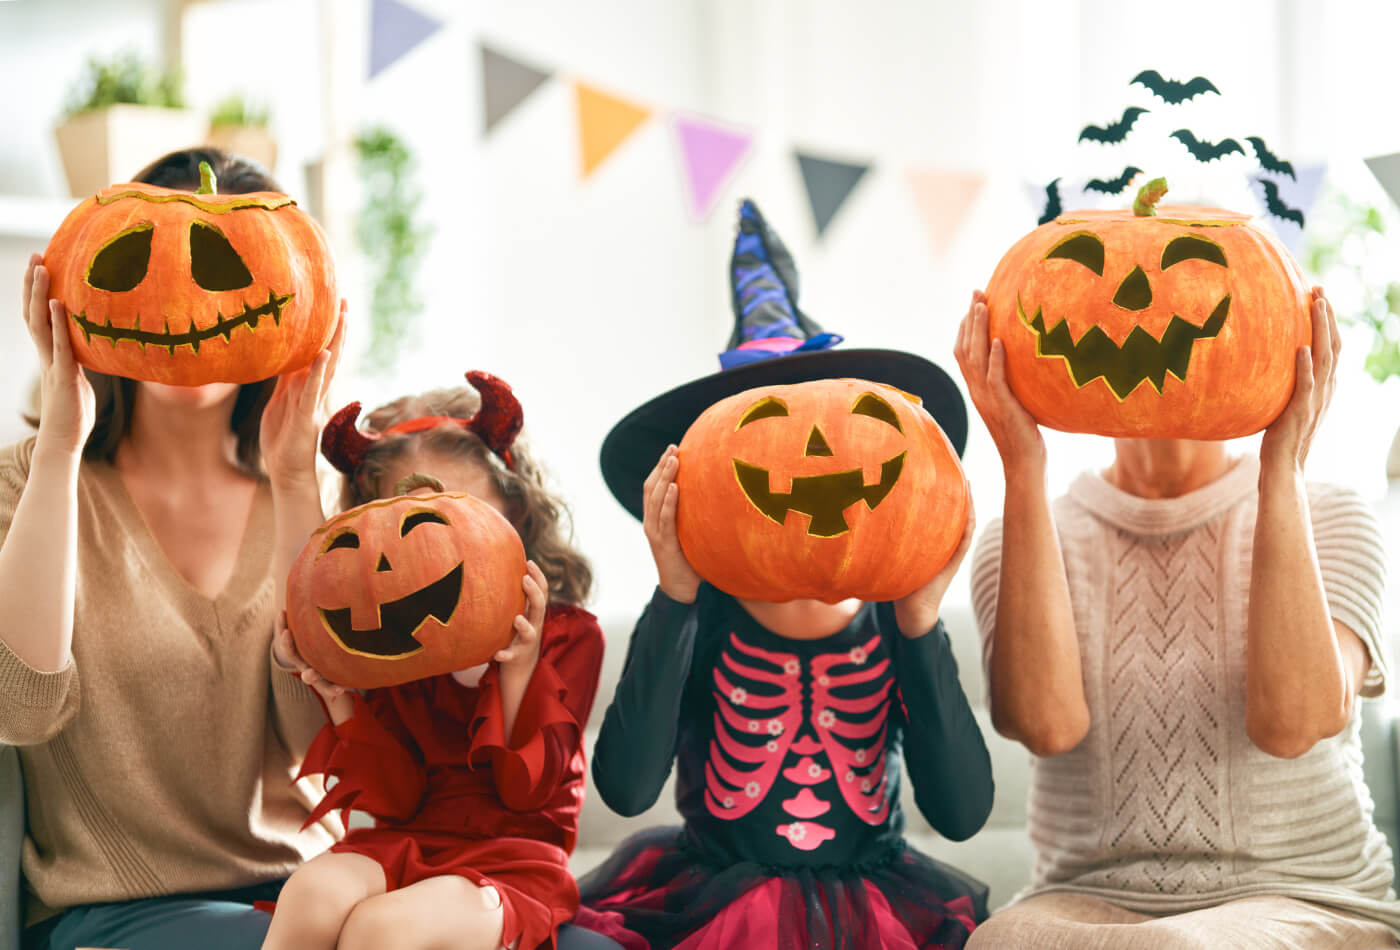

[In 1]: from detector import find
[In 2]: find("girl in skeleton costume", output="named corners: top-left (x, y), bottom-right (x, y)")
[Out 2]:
top-left (574, 201), bottom-right (993, 950)
top-left (262, 373), bottom-right (607, 950)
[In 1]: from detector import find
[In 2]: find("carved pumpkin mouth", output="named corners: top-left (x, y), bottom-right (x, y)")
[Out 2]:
top-left (732, 453), bottom-right (906, 538)
top-left (318, 562), bottom-right (464, 658)
top-left (1017, 294), bottom-right (1229, 400)
top-left (71, 290), bottom-right (295, 355)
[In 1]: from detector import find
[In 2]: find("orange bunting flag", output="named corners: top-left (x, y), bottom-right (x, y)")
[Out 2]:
top-left (574, 81), bottom-right (652, 179)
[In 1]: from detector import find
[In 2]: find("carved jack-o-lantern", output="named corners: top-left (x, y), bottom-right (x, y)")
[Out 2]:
top-left (286, 474), bottom-right (526, 690)
top-left (676, 378), bottom-right (968, 604)
top-left (984, 183), bottom-right (1309, 439)
top-left (44, 162), bottom-right (337, 386)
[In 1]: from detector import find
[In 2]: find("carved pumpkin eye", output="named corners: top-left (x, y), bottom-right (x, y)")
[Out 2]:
top-left (1161, 236), bottom-right (1227, 269)
top-left (86, 224), bottom-right (154, 292)
top-left (325, 530), bottom-right (360, 552)
top-left (1045, 232), bottom-right (1105, 276)
top-left (189, 221), bottom-right (254, 291)
top-left (737, 396), bottom-right (789, 428)
top-left (851, 393), bottom-right (903, 432)
top-left (401, 510), bottom-right (449, 535)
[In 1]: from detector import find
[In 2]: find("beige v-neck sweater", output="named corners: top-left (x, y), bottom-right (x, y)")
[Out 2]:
top-left (971, 456), bottom-right (1400, 934)
top-left (0, 437), bottom-right (335, 926)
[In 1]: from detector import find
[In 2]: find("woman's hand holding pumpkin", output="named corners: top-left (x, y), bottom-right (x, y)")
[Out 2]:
top-left (260, 301), bottom-right (347, 492)
top-left (1260, 288), bottom-right (1338, 477)
top-left (23, 256), bottom-right (94, 459)
top-left (954, 290), bottom-right (1045, 479)
top-left (644, 446), bottom-right (702, 604)
top-left (893, 494), bottom-right (975, 638)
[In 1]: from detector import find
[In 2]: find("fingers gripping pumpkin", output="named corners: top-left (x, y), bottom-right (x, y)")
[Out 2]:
top-left (984, 178), bottom-right (1309, 439)
top-left (44, 161), bottom-right (337, 385)
top-left (287, 473), bottom-right (526, 690)
top-left (676, 378), bottom-right (969, 604)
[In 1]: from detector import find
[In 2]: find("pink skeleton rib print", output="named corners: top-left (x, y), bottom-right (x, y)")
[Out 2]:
top-left (705, 631), bottom-right (894, 853)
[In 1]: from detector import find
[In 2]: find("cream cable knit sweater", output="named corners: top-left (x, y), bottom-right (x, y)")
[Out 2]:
top-left (971, 456), bottom-right (1400, 934)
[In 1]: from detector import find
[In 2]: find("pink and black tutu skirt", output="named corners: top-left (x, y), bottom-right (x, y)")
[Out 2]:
top-left (574, 826), bottom-right (987, 950)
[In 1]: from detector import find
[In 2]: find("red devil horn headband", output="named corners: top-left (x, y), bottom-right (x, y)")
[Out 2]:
top-left (320, 371), bottom-right (524, 476)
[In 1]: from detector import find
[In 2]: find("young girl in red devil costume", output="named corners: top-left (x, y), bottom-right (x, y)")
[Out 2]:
top-left (262, 371), bottom-right (606, 950)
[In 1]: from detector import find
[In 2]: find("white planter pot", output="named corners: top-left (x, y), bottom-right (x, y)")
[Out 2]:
top-left (53, 105), bottom-right (205, 196)
top-left (204, 125), bottom-right (278, 174)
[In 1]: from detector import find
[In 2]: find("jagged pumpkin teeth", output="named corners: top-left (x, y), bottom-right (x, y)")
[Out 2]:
top-left (44, 161), bottom-right (337, 386)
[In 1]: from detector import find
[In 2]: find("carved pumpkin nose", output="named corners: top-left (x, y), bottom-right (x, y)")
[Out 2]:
top-left (376, 553), bottom-right (392, 572)
top-left (805, 426), bottom-right (834, 457)
top-left (1112, 265), bottom-right (1153, 311)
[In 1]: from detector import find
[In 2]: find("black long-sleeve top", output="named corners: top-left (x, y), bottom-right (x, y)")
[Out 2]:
top-left (591, 584), bottom-right (994, 869)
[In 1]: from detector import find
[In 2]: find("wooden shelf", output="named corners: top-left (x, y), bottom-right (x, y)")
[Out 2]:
top-left (0, 195), bottom-right (75, 241)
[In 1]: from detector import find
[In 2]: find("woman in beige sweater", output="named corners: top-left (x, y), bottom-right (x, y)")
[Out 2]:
top-left (956, 288), bottom-right (1400, 948)
top-left (0, 148), bottom-right (342, 950)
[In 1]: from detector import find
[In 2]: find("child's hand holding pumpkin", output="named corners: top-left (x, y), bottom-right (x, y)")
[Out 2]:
top-left (643, 446), bottom-right (702, 604)
top-left (274, 612), bottom-right (354, 724)
top-left (893, 494), bottom-right (976, 638)
top-left (494, 560), bottom-right (548, 744)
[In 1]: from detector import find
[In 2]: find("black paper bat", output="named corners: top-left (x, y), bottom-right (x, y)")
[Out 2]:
top-left (1084, 166), bottom-right (1143, 195)
top-left (1079, 107), bottom-right (1149, 144)
top-left (1245, 136), bottom-right (1296, 180)
top-left (1131, 70), bottom-right (1220, 104)
top-left (1170, 129), bottom-right (1245, 162)
top-left (1257, 178), bottom-right (1305, 228)
top-left (1038, 178), bottom-right (1063, 225)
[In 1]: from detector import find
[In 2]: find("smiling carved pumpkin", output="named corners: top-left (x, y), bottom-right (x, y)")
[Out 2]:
top-left (984, 180), bottom-right (1309, 439)
top-left (44, 161), bottom-right (337, 386)
top-left (676, 378), bottom-right (969, 604)
top-left (286, 474), bottom-right (526, 690)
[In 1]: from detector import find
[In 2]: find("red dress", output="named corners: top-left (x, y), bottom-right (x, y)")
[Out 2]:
top-left (297, 605), bottom-right (604, 950)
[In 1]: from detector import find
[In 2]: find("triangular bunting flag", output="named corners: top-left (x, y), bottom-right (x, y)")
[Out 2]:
top-left (1251, 164), bottom-right (1325, 256)
top-left (672, 114), bottom-right (755, 221)
top-left (369, 0), bottom-right (444, 80)
top-left (574, 82), bottom-right (652, 179)
top-left (795, 151), bottom-right (870, 238)
top-left (480, 43), bottom-right (553, 135)
top-left (1365, 152), bottom-right (1400, 212)
top-left (907, 168), bottom-right (986, 256)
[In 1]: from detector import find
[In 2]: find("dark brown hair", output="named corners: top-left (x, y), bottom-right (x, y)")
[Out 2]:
top-left (342, 388), bottom-right (594, 607)
top-left (34, 148), bottom-right (282, 475)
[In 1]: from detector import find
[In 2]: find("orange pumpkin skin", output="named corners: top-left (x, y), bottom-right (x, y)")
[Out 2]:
top-left (44, 181), bottom-right (337, 385)
top-left (984, 206), bottom-right (1310, 439)
top-left (286, 491), bottom-right (526, 690)
top-left (676, 379), bottom-right (969, 604)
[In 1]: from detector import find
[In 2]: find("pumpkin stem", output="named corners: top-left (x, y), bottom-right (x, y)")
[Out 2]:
top-left (197, 161), bottom-right (217, 195)
top-left (393, 472), bottom-right (444, 496)
top-left (1133, 177), bottom-right (1168, 216)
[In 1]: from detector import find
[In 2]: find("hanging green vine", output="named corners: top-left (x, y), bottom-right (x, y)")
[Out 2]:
top-left (354, 127), bottom-right (431, 373)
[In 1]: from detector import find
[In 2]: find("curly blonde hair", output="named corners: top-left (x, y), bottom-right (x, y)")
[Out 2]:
top-left (341, 386), bottom-right (593, 606)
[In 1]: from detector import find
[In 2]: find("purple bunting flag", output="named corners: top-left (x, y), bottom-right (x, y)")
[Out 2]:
top-left (369, 0), bottom-right (444, 80)
top-left (672, 114), bottom-right (755, 221)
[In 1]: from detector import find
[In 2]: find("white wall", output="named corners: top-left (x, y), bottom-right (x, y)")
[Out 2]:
top-left (4, 0), bottom-right (1400, 629)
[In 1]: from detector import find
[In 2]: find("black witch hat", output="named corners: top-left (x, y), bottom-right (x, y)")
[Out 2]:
top-left (600, 199), bottom-right (966, 520)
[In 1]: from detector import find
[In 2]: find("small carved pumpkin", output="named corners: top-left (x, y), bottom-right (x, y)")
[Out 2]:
top-left (44, 162), bottom-right (337, 385)
top-left (676, 378), bottom-right (968, 604)
top-left (286, 474), bottom-right (526, 689)
top-left (984, 181), bottom-right (1309, 439)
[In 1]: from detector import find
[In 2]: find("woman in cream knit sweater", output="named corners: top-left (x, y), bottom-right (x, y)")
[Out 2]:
top-left (956, 287), bottom-right (1400, 948)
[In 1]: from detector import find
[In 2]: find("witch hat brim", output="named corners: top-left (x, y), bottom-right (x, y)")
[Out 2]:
top-left (600, 347), bottom-right (967, 521)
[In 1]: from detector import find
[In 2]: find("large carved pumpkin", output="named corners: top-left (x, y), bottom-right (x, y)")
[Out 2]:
top-left (676, 378), bottom-right (968, 604)
top-left (286, 474), bottom-right (526, 689)
top-left (44, 161), bottom-right (337, 385)
top-left (984, 182), bottom-right (1309, 439)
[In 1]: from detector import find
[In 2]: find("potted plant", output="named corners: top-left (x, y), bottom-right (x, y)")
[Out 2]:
top-left (53, 52), bottom-right (203, 196)
top-left (206, 94), bottom-right (276, 172)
